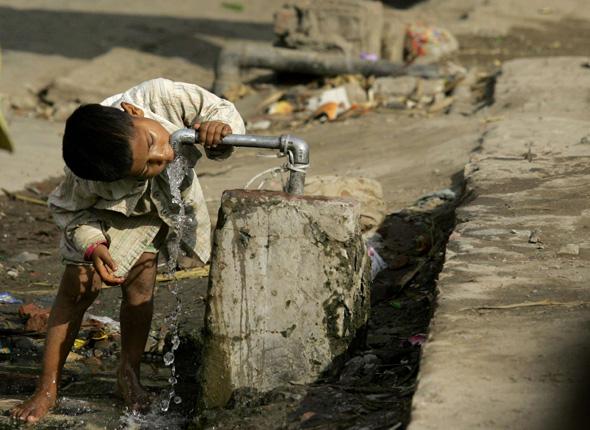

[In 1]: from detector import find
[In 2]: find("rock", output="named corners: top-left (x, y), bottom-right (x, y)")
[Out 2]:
top-left (247, 119), bottom-right (272, 131)
top-left (303, 175), bottom-right (386, 232)
top-left (10, 93), bottom-right (39, 111)
top-left (274, 0), bottom-right (384, 58)
top-left (9, 251), bottom-right (39, 264)
top-left (200, 190), bottom-right (371, 408)
top-left (371, 76), bottom-right (417, 105)
top-left (6, 269), bottom-right (18, 279)
top-left (343, 81), bottom-right (368, 105)
top-left (415, 78), bottom-right (446, 99)
top-left (558, 244), bottom-right (580, 256)
top-left (19, 303), bottom-right (51, 333)
top-left (339, 353), bottom-right (380, 384)
top-left (528, 229), bottom-right (542, 244)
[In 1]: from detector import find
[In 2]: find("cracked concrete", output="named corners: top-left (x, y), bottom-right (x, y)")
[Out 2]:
top-left (410, 57), bottom-right (590, 430)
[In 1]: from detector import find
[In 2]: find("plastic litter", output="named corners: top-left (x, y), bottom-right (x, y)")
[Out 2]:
top-left (367, 246), bottom-right (387, 280)
top-left (306, 86), bottom-right (351, 117)
top-left (404, 23), bottom-right (459, 65)
top-left (0, 292), bottom-right (23, 304)
top-left (312, 102), bottom-right (339, 122)
top-left (360, 52), bottom-right (379, 62)
top-left (267, 100), bottom-right (294, 115)
top-left (73, 338), bottom-right (88, 350)
top-left (408, 333), bottom-right (427, 346)
top-left (85, 314), bottom-right (121, 333)
top-left (389, 300), bottom-right (402, 310)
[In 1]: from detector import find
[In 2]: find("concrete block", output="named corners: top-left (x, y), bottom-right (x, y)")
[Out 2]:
top-left (274, 0), bottom-right (384, 58)
top-left (200, 190), bottom-right (371, 408)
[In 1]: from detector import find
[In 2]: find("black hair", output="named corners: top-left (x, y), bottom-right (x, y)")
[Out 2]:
top-left (62, 104), bottom-right (134, 182)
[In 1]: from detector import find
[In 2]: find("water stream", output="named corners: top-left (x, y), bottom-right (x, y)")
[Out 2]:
top-left (118, 148), bottom-right (193, 427)
top-left (158, 150), bottom-right (192, 413)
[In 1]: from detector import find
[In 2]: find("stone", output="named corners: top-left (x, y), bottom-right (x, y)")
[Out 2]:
top-left (371, 76), bottom-right (417, 105)
top-left (415, 78), bottom-right (446, 99)
top-left (303, 175), bottom-right (386, 232)
top-left (558, 244), bottom-right (580, 256)
top-left (200, 190), bottom-right (371, 408)
top-left (274, 0), bottom-right (384, 58)
top-left (9, 251), bottom-right (39, 264)
top-left (343, 81), bottom-right (368, 105)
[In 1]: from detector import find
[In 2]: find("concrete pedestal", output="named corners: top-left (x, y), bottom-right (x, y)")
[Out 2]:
top-left (200, 190), bottom-right (370, 408)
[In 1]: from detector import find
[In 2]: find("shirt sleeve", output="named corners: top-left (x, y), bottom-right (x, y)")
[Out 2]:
top-left (48, 171), bottom-right (107, 258)
top-left (145, 78), bottom-right (246, 160)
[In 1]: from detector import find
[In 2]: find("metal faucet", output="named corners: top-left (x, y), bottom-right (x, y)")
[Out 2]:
top-left (170, 129), bottom-right (310, 195)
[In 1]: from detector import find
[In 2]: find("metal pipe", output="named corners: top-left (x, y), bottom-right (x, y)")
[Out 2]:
top-left (170, 129), bottom-right (309, 195)
top-left (213, 41), bottom-right (442, 96)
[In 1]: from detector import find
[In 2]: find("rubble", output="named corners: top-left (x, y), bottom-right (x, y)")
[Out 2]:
top-left (371, 76), bottom-right (417, 106)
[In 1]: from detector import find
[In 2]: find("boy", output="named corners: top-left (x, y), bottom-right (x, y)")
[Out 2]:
top-left (10, 78), bottom-right (245, 423)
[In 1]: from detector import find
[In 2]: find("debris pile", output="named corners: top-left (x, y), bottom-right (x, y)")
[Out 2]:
top-left (240, 67), bottom-right (478, 131)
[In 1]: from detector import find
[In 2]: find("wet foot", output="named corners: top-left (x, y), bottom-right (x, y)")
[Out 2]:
top-left (10, 389), bottom-right (57, 423)
top-left (117, 365), bottom-right (153, 412)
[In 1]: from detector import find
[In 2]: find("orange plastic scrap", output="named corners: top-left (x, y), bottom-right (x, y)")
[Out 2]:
top-left (313, 102), bottom-right (339, 121)
top-left (267, 100), bottom-right (294, 115)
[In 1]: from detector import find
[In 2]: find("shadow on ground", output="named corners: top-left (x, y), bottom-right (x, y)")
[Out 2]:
top-left (0, 7), bottom-right (274, 68)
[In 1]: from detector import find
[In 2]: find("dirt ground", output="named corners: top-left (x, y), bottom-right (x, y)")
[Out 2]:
top-left (1, 0), bottom-right (589, 429)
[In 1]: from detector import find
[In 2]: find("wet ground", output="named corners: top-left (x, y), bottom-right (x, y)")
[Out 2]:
top-left (0, 172), bottom-right (457, 429)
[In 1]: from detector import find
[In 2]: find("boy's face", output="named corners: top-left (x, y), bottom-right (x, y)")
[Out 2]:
top-left (126, 112), bottom-right (175, 179)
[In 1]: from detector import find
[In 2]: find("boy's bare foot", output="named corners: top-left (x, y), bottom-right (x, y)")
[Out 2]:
top-left (117, 365), bottom-right (153, 412)
top-left (10, 388), bottom-right (57, 423)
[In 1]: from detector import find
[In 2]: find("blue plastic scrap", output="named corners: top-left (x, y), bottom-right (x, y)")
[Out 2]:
top-left (0, 292), bottom-right (23, 304)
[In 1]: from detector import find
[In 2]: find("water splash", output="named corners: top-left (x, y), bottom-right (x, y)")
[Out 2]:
top-left (157, 150), bottom-right (193, 412)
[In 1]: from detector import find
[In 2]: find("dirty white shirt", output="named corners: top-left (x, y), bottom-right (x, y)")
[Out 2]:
top-left (48, 78), bottom-right (245, 276)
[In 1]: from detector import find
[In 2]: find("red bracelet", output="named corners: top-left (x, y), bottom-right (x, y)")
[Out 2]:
top-left (83, 241), bottom-right (109, 261)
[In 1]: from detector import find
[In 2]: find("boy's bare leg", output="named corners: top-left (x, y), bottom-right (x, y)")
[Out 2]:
top-left (10, 265), bottom-right (101, 423)
top-left (117, 252), bottom-right (156, 411)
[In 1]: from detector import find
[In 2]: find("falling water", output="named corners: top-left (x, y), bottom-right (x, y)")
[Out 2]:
top-left (157, 150), bottom-right (190, 413)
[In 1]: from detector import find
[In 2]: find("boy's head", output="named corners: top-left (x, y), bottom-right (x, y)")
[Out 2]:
top-left (63, 103), bottom-right (174, 182)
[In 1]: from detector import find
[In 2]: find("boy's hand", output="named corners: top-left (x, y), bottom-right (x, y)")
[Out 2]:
top-left (193, 121), bottom-right (232, 149)
top-left (92, 245), bottom-right (125, 286)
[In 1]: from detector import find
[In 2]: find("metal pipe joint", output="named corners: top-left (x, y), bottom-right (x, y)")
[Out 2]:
top-left (170, 129), bottom-right (309, 195)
